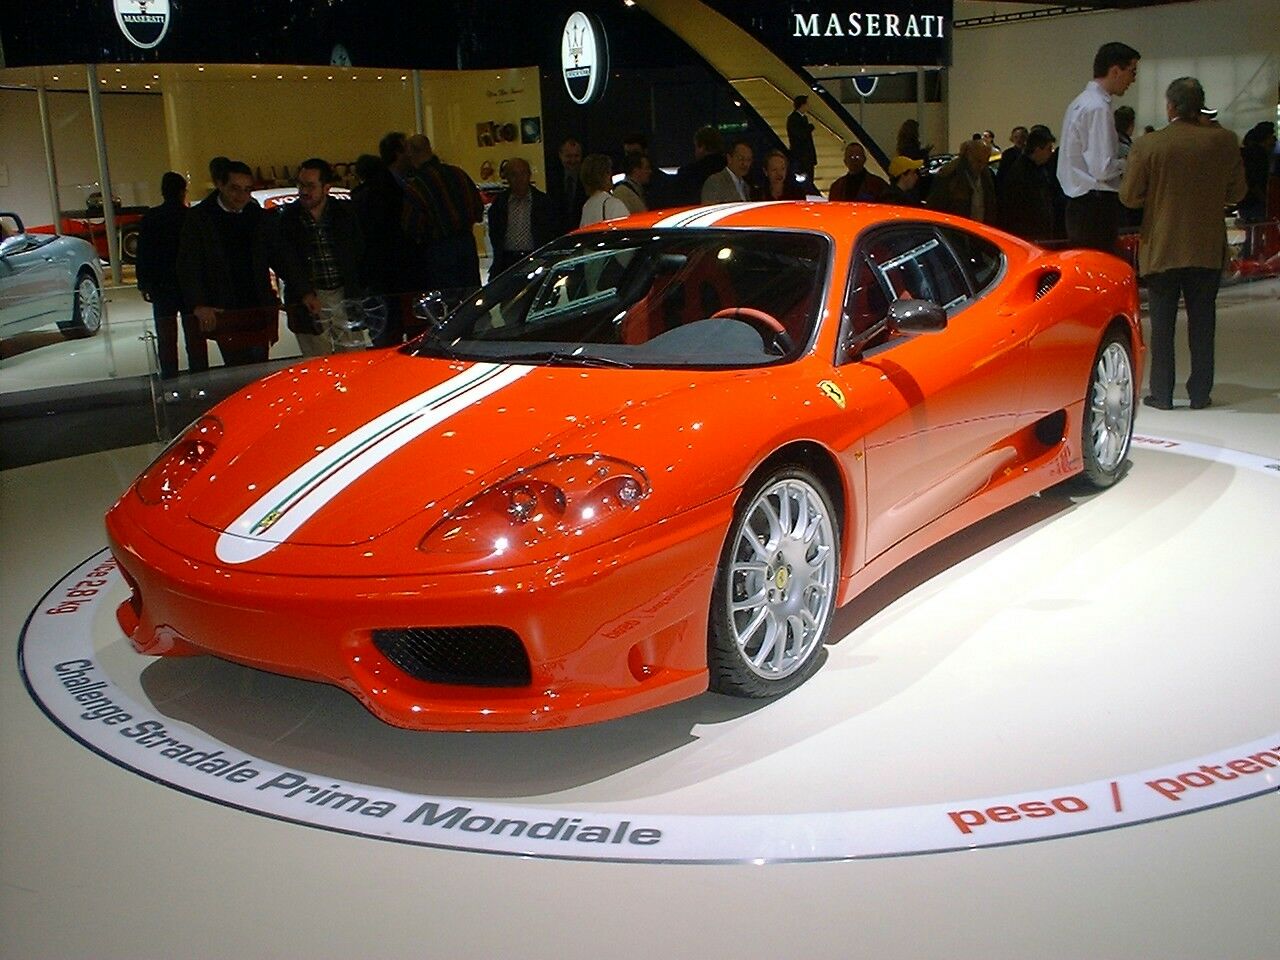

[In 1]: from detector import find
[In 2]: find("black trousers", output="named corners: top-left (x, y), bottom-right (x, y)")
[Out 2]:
top-left (491, 248), bottom-right (532, 279)
top-left (1145, 267), bottom-right (1221, 406)
top-left (1065, 190), bottom-right (1121, 253)
top-left (151, 295), bottom-right (208, 380)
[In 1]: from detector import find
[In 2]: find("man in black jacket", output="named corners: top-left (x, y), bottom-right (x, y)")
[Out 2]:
top-left (487, 158), bottom-right (557, 278)
top-left (176, 160), bottom-right (277, 367)
top-left (271, 158), bottom-right (368, 356)
top-left (545, 137), bottom-right (587, 236)
top-left (787, 95), bottom-right (818, 186)
top-left (998, 127), bottom-right (1058, 242)
top-left (355, 132), bottom-right (424, 347)
top-left (137, 171), bottom-right (207, 379)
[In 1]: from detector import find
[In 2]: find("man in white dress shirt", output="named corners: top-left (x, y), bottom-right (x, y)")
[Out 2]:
top-left (1058, 41), bottom-right (1140, 252)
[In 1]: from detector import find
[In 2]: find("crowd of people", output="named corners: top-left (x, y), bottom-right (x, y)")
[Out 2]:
top-left (136, 44), bottom-right (1270, 412)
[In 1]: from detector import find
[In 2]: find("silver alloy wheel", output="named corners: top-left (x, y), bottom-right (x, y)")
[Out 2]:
top-left (1089, 340), bottom-right (1134, 472)
top-left (728, 477), bottom-right (837, 680)
top-left (77, 276), bottom-right (102, 333)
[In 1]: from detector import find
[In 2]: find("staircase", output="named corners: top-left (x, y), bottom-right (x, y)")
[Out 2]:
top-left (731, 77), bottom-right (852, 194)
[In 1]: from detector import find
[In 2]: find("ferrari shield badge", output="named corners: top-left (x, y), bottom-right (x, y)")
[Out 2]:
top-left (818, 380), bottom-right (846, 409)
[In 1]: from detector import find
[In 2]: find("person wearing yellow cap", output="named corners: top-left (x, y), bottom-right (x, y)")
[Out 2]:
top-left (884, 155), bottom-right (924, 206)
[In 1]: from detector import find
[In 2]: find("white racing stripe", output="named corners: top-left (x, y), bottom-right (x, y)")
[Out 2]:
top-left (651, 201), bottom-right (788, 229)
top-left (214, 362), bottom-right (531, 564)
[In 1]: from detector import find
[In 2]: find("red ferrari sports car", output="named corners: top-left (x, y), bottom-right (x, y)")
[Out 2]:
top-left (106, 201), bottom-right (1141, 730)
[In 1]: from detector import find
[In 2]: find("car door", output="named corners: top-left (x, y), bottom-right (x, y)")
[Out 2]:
top-left (835, 223), bottom-right (1027, 560)
top-left (0, 225), bottom-right (65, 333)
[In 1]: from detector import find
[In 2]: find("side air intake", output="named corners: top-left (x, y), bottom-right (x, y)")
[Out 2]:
top-left (1035, 270), bottom-right (1061, 300)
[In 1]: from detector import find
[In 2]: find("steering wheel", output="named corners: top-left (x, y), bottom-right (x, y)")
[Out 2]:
top-left (710, 307), bottom-right (793, 355)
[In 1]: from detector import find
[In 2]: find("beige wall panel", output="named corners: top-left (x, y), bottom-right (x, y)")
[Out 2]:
top-left (420, 67), bottom-right (544, 188)
top-left (162, 73), bottom-right (417, 191)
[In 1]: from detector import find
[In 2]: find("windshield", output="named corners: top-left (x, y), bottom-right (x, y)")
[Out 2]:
top-left (408, 229), bottom-right (829, 368)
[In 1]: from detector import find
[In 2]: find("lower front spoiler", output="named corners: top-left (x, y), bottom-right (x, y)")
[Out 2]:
top-left (106, 497), bottom-right (732, 731)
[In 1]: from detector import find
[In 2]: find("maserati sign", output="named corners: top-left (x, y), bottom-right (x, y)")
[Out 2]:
top-left (561, 11), bottom-right (609, 106)
top-left (113, 0), bottom-right (171, 50)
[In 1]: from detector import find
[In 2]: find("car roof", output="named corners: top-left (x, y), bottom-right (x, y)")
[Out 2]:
top-left (574, 200), bottom-right (1003, 244)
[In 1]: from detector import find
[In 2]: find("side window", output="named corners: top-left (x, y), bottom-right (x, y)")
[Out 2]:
top-left (939, 226), bottom-right (1004, 295)
top-left (839, 226), bottom-right (969, 363)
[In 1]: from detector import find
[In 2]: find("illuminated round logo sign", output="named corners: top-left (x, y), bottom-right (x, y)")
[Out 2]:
top-left (561, 11), bottom-right (609, 106)
top-left (113, 0), bottom-right (172, 50)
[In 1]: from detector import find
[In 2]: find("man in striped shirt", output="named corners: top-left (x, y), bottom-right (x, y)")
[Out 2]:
top-left (403, 135), bottom-right (484, 292)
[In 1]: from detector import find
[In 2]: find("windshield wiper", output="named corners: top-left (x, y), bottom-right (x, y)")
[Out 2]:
top-left (503, 350), bottom-right (634, 369)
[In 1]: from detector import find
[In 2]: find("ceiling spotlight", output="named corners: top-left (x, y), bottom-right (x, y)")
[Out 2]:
top-left (276, 74), bottom-right (283, 80)
top-left (52, 75), bottom-right (60, 80)
top-left (301, 74), bottom-right (309, 80)
top-left (115, 67), bottom-right (121, 72)
top-left (153, 74), bottom-right (159, 79)
top-left (197, 65), bottom-right (205, 72)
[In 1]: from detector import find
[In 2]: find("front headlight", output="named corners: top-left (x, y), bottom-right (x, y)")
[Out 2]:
top-left (135, 416), bottom-right (223, 505)
top-left (418, 454), bottom-right (649, 561)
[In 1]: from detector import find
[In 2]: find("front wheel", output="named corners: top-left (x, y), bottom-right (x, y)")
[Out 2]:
top-left (708, 466), bottom-right (839, 698)
top-left (58, 270), bottom-right (103, 339)
top-left (1079, 330), bottom-right (1135, 488)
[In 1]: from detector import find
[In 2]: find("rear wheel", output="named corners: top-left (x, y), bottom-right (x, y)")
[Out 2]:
top-left (1079, 330), bottom-right (1135, 488)
top-left (120, 224), bottom-right (140, 264)
top-left (708, 466), bottom-right (839, 697)
top-left (58, 270), bottom-right (102, 339)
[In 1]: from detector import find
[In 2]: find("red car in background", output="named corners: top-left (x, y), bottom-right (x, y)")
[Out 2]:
top-left (28, 193), bottom-right (146, 264)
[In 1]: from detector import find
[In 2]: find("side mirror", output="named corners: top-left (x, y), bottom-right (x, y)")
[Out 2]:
top-left (0, 233), bottom-right (27, 257)
top-left (886, 298), bottom-right (947, 336)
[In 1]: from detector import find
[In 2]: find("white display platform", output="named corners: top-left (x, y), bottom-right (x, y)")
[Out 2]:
top-left (17, 436), bottom-right (1280, 865)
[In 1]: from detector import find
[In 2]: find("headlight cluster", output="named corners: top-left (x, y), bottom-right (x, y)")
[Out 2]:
top-left (135, 416), bottom-right (223, 505)
top-left (418, 454), bottom-right (649, 560)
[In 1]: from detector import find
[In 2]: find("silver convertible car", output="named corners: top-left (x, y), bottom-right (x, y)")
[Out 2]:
top-left (1, 211), bottom-right (104, 340)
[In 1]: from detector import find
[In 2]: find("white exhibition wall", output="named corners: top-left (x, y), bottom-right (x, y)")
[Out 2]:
top-left (950, 0), bottom-right (1279, 152)
top-left (0, 89), bottom-right (168, 227)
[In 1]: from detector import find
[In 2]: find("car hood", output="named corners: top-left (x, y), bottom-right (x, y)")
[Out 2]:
top-left (185, 351), bottom-right (769, 562)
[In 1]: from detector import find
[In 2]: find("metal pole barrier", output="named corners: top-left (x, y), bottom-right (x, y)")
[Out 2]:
top-left (36, 81), bottom-right (62, 237)
top-left (139, 330), bottom-right (170, 442)
top-left (86, 63), bottom-right (122, 286)
top-left (412, 69), bottom-right (424, 135)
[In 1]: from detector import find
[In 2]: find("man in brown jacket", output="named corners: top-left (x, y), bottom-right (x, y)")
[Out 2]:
top-left (927, 139), bottom-right (998, 225)
top-left (1120, 77), bottom-right (1246, 410)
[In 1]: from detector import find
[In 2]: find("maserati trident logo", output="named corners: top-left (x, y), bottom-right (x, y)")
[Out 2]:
top-left (113, 0), bottom-right (172, 50)
top-left (561, 11), bottom-right (608, 106)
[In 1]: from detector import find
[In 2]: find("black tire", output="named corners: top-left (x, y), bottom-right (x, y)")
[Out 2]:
top-left (1079, 329), bottom-right (1135, 488)
top-left (57, 270), bottom-right (102, 339)
top-left (708, 465), bottom-right (839, 698)
top-left (120, 225), bottom-right (140, 264)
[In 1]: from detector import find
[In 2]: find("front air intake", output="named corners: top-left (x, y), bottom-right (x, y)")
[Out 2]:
top-left (372, 626), bottom-right (532, 687)
top-left (1035, 270), bottom-right (1061, 299)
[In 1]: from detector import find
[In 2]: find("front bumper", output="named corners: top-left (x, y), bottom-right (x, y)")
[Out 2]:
top-left (105, 495), bottom-right (733, 731)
